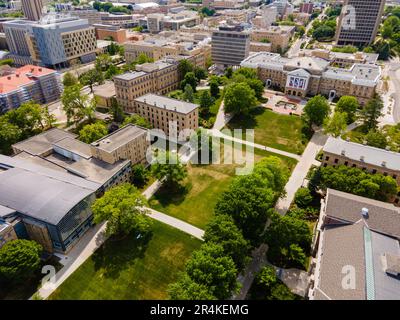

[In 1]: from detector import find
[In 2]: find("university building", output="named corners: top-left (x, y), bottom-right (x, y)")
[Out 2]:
top-left (0, 65), bottom-right (62, 113)
top-left (0, 124), bottom-right (150, 253)
top-left (322, 137), bottom-right (400, 205)
top-left (133, 93), bottom-right (199, 140)
top-left (241, 52), bottom-right (381, 104)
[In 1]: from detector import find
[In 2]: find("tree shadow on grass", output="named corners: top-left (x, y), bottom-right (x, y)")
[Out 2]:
top-left (92, 231), bottom-right (153, 279)
top-left (150, 182), bottom-right (191, 207)
top-left (226, 107), bottom-right (264, 130)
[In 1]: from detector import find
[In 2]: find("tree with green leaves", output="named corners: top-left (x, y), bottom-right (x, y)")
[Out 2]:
top-left (0, 118), bottom-right (22, 155)
top-left (336, 96), bottom-right (359, 123)
top-left (152, 151), bottom-right (188, 187)
top-left (79, 122), bottom-right (108, 144)
top-left (109, 98), bottom-right (125, 123)
top-left (204, 214), bottom-right (250, 270)
top-left (224, 82), bottom-right (258, 115)
top-left (185, 243), bottom-right (238, 299)
top-left (303, 95), bottom-right (330, 127)
top-left (265, 212), bottom-right (311, 268)
top-left (323, 111), bottom-right (347, 137)
top-left (61, 84), bottom-right (96, 126)
top-left (361, 94), bottom-right (384, 131)
top-left (183, 83), bottom-right (194, 102)
top-left (199, 90), bottom-right (213, 114)
top-left (131, 164), bottom-right (149, 188)
top-left (122, 114), bottom-right (151, 128)
top-left (312, 165), bottom-right (398, 202)
top-left (0, 240), bottom-right (42, 283)
top-left (294, 187), bottom-right (314, 209)
top-left (209, 79), bottom-right (220, 98)
top-left (181, 72), bottom-right (198, 91)
top-left (95, 53), bottom-right (113, 72)
top-left (63, 72), bottom-right (79, 87)
top-left (194, 67), bottom-right (207, 80)
top-left (177, 59), bottom-right (194, 80)
top-left (365, 130), bottom-right (388, 149)
top-left (92, 184), bottom-right (152, 238)
top-left (79, 68), bottom-right (104, 92)
top-left (104, 64), bottom-right (122, 80)
top-left (168, 273), bottom-right (216, 300)
top-left (250, 265), bottom-right (296, 300)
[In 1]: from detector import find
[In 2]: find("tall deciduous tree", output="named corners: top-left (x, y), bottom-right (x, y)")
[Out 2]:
top-left (204, 214), bottom-right (250, 270)
top-left (79, 69), bottom-right (104, 92)
top-left (152, 151), bottom-right (188, 187)
top-left (92, 184), bottom-right (152, 237)
top-left (336, 96), bottom-right (359, 123)
top-left (323, 111), bottom-right (348, 137)
top-left (224, 82), bottom-right (257, 115)
top-left (185, 243), bottom-right (238, 299)
top-left (63, 72), bottom-right (79, 87)
top-left (79, 122), bottom-right (108, 144)
top-left (61, 84), bottom-right (96, 126)
top-left (303, 95), bottom-right (330, 127)
top-left (0, 240), bottom-right (42, 283)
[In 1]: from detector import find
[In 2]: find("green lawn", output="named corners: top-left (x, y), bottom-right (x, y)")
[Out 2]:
top-left (149, 148), bottom-right (297, 229)
top-left (49, 221), bottom-right (201, 300)
top-left (225, 108), bottom-right (308, 155)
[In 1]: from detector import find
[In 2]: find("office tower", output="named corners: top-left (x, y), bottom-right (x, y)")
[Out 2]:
top-left (336, 0), bottom-right (386, 47)
top-left (21, 0), bottom-right (47, 21)
top-left (211, 25), bottom-right (250, 67)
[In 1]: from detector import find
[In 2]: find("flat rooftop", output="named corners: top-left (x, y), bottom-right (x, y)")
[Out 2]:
top-left (53, 137), bottom-right (93, 160)
top-left (93, 81), bottom-right (116, 98)
top-left (135, 93), bottom-right (199, 114)
top-left (12, 128), bottom-right (77, 156)
top-left (91, 124), bottom-right (148, 153)
top-left (114, 71), bottom-right (147, 81)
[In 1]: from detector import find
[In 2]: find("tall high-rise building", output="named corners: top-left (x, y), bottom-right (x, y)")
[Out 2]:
top-left (211, 25), bottom-right (250, 67)
top-left (336, 0), bottom-right (386, 47)
top-left (21, 0), bottom-right (47, 21)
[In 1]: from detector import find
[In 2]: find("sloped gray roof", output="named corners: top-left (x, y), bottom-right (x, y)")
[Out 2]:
top-left (0, 167), bottom-right (94, 225)
top-left (323, 137), bottom-right (400, 172)
top-left (325, 189), bottom-right (400, 239)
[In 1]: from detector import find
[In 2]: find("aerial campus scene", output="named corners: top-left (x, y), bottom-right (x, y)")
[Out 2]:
top-left (0, 0), bottom-right (399, 311)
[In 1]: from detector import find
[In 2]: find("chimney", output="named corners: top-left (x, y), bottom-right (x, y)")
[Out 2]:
top-left (361, 207), bottom-right (369, 218)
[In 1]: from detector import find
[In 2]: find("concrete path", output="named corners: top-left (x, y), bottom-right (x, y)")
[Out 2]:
top-left (211, 129), bottom-right (302, 161)
top-left (146, 207), bottom-right (204, 240)
top-left (232, 244), bottom-right (269, 300)
top-left (275, 131), bottom-right (327, 215)
top-left (35, 222), bottom-right (108, 300)
top-left (213, 100), bottom-right (234, 131)
top-left (142, 179), bottom-right (164, 200)
top-left (275, 267), bottom-right (309, 297)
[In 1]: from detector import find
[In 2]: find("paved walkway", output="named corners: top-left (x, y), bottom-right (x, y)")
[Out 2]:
top-left (275, 131), bottom-right (327, 215)
top-left (275, 267), bottom-right (309, 297)
top-left (147, 208), bottom-right (204, 240)
top-left (210, 129), bottom-right (302, 161)
top-left (213, 100), bottom-right (233, 131)
top-left (36, 222), bottom-right (108, 300)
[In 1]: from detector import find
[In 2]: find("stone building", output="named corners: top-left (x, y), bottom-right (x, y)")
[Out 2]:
top-left (241, 52), bottom-right (381, 104)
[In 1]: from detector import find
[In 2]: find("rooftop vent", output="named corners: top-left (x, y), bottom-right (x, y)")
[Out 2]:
top-left (341, 150), bottom-right (346, 156)
top-left (360, 155), bottom-right (365, 162)
top-left (361, 207), bottom-right (369, 218)
top-left (297, 61), bottom-right (300, 66)
top-left (382, 161), bottom-right (387, 167)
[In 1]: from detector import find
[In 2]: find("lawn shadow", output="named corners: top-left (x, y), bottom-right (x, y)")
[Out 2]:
top-left (226, 107), bottom-right (264, 130)
top-left (151, 182), bottom-right (191, 207)
top-left (92, 231), bottom-right (153, 279)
